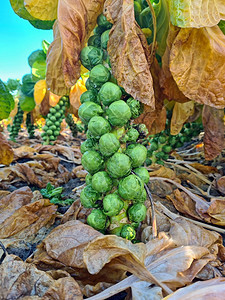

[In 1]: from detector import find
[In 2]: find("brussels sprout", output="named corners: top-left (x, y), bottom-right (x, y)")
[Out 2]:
top-left (138, 187), bottom-right (147, 203)
top-left (94, 26), bottom-right (105, 35)
top-left (80, 90), bottom-right (98, 104)
top-left (107, 153), bottom-right (131, 178)
top-left (111, 127), bottom-right (126, 140)
top-left (118, 174), bottom-right (144, 200)
top-left (80, 46), bottom-right (103, 70)
top-left (158, 136), bottom-right (167, 144)
top-left (156, 160), bottom-right (164, 165)
top-left (99, 133), bottom-right (120, 157)
top-left (91, 171), bottom-right (112, 193)
top-left (81, 150), bottom-right (104, 174)
top-left (155, 151), bottom-right (164, 159)
top-left (89, 64), bottom-right (111, 87)
top-left (120, 224), bottom-right (136, 240)
top-left (127, 98), bottom-right (144, 119)
top-left (107, 100), bottom-right (131, 126)
top-left (162, 145), bottom-right (172, 153)
top-left (103, 193), bottom-right (124, 216)
top-left (138, 123), bottom-right (149, 136)
top-left (128, 203), bottom-right (147, 223)
top-left (126, 128), bottom-right (139, 142)
top-left (101, 29), bottom-right (110, 49)
top-left (149, 142), bottom-right (158, 151)
top-left (134, 167), bottom-right (149, 184)
top-left (88, 35), bottom-right (101, 48)
top-left (87, 209), bottom-right (107, 231)
top-left (78, 102), bottom-right (103, 124)
top-left (88, 116), bottom-right (111, 138)
top-left (97, 14), bottom-right (112, 29)
top-left (80, 185), bottom-right (100, 208)
top-left (85, 173), bottom-right (93, 185)
top-left (126, 144), bottom-right (147, 168)
top-left (98, 82), bottom-right (122, 106)
top-left (80, 138), bottom-right (98, 154)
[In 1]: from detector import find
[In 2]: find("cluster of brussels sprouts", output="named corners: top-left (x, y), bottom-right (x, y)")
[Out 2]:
top-left (9, 105), bottom-right (24, 141)
top-left (145, 121), bottom-right (203, 166)
top-left (65, 114), bottom-right (84, 138)
top-left (26, 112), bottom-right (35, 139)
top-left (41, 96), bottom-right (69, 145)
top-left (79, 14), bottom-right (150, 241)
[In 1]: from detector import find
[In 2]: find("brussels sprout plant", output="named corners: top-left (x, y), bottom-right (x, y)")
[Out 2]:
top-left (78, 14), bottom-right (151, 241)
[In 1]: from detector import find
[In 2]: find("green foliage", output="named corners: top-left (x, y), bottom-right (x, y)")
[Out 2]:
top-left (97, 14), bottom-right (113, 29)
top-left (42, 40), bottom-right (50, 54)
top-left (101, 29), bottom-right (110, 49)
top-left (28, 50), bottom-right (46, 68)
top-left (19, 94), bottom-right (35, 112)
top-left (80, 46), bottom-right (104, 70)
top-left (0, 79), bottom-right (15, 120)
top-left (9, 104), bottom-right (23, 140)
top-left (127, 98), bottom-right (144, 119)
top-left (40, 182), bottom-right (73, 206)
top-left (21, 74), bottom-right (38, 97)
top-left (120, 224), bottom-right (136, 240)
top-left (26, 112), bottom-right (35, 138)
top-left (80, 90), bottom-right (98, 104)
top-left (32, 60), bottom-right (47, 79)
top-left (219, 21), bottom-right (225, 35)
top-left (29, 19), bottom-right (55, 30)
top-left (88, 35), bottom-right (102, 48)
top-left (6, 79), bottom-right (20, 92)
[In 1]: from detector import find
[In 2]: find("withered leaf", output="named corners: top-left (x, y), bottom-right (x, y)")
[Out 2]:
top-left (0, 132), bottom-right (14, 165)
top-left (170, 101), bottom-right (195, 135)
top-left (105, 0), bottom-right (155, 108)
top-left (202, 105), bottom-right (225, 160)
top-left (168, 0), bottom-right (225, 28)
top-left (190, 163), bottom-right (219, 175)
top-left (170, 26), bottom-right (225, 108)
top-left (46, 21), bottom-right (70, 96)
top-left (217, 176), bottom-right (225, 195)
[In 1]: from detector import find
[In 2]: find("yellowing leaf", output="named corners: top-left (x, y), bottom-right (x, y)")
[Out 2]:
top-left (34, 79), bottom-right (46, 105)
top-left (0, 133), bottom-right (14, 165)
top-left (105, 0), bottom-right (155, 108)
top-left (24, 0), bottom-right (58, 21)
top-left (168, 0), bottom-right (225, 28)
top-left (170, 101), bottom-right (195, 135)
top-left (49, 92), bottom-right (61, 107)
top-left (170, 26), bottom-right (225, 108)
top-left (68, 80), bottom-right (86, 117)
top-left (10, 0), bottom-right (35, 20)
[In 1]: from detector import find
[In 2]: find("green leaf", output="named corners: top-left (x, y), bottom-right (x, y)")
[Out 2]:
top-left (29, 19), bottom-right (55, 30)
top-left (32, 61), bottom-right (47, 79)
top-left (219, 20), bottom-right (225, 35)
top-left (42, 40), bottom-right (51, 54)
top-left (28, 50), bottom-right (46, 68)
top-left (19, 93), bottom-right (36, 112)
top-left (0, 79), bottom-right (15, 120)
top-left (9, 0), bottom-right (35, 20)
top-left (6, 79), bottom-right (20, 92)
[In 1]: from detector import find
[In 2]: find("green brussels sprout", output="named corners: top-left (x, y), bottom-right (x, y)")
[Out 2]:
top-left (81, 150), bottom-right (104, 174)
top-left (91, 171), bottom-right (112, 193)
top-left (128, 203), bottom-right (147, 223)
top-left (118, 174), bottom-right (144, 200)
top-left (89, 64), bottom-right (111, 87)
top-left (134, 167), bottom-right (149, 184)
top-left (126, 128), bottom-right (139, 142)
top-left (103, 193), bottom-right (124, 216)
top-left (99, 133), bottom-right (120, 157)
top-left (78, 102), bottom-right (103, 124)
top-left (127, 98), bottom-right (144, 119)
top-left (88, 34), bottom-right (101, 48)
top-left (111, 127), bottom-right (126, 140)
top-left (162, 145), bottom-right (172, 153)
top-left (120, 224), bottom-right (136, 240)
top-left (107, 100), bottom-right (131, 126)
top-left (101, 29), bottom-right (110, 49)
top-left (107, 153), bottom-right (131, 178)
top-left (138, 123), bottom-right (149, 136)
top-left (168, 136), bottom-right (177, 146)
top-left (98, 82), bottom-right (122, 106)
top-left (80, 90), bottom-right (98, 104)
top-left (80, 185), bottom-right (100, 208)
top-left (87, 209), bottom-right (107, 231)
top-left (97, 14), bottom-right (112, 29)
top-left (149, 142), bottom-right (158, 151)
top-left (156, 159), bottom-right (164, 165)
top-left (94, 26), bottom-right (105, 35)
top-left (85, 173), bottom-right (93, 185)
top-left (155, 151), bottom-right (165, 159)
top-left (158, 136), bottom-right (167, 144)
top-left (126, 144), bottom-right (147, 168)
top-left (88, 116), bottom-right (111, 138)
top-left (80, 46), bottom-right (103, 70)
top-left (138, 187), bottom-right (147, 203)
top-left (80, 138), bottom-right (98, 154)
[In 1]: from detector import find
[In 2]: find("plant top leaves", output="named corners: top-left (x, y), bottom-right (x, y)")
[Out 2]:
top-left (24, 0), bottom-right (58, 21)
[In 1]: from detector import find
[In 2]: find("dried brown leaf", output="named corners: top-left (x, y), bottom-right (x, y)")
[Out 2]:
top-left (149, 166), bottom-right (177, 180)
top-left (170, 101), bottom-right (195, 135)
top-left (40, 89), bottom-right (51, 116)
top-left (217, 176), bottom-right (225, 195)
top-left (105, 0), bottom-right (155, 108)
top-left (13, 145), bottom-right (37, 160)
top-left (0, 132), bottom-right (14, 165)
top-left (170, 26), bottom-right (225, 108)
top-left (190, 163), bottom-right (219, 174)
top-left (202, 105), bottom-right (225, 160)
top-left (165, 277), bottom-right (225, 299)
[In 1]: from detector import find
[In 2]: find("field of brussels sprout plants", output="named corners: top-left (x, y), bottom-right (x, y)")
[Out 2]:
top-left (0, 0), bottom-right (225, 299)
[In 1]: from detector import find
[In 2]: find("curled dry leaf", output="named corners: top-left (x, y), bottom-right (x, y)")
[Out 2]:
top-left (202, 105), bottom-right (225, 160)
top-left (24, 0), bottom-right (58, 21)
top-left (170, 101), bottom-right (195, 135)
top-left (105, 0), bottom-right (155, 108)
top-left (40, 89), bottom-right (51, 116)
top-left (46, 21), bottom-right (70, 96)
top-left (217, 176), bottom-right (225, 195)
top-left (0, 132), bottom-right (14, 165)
top-left (168, 0), bottom-right (225, 28)
top-left (170, 26), bottom-right (225, 108)
top-left (190, 163), bottom-right (219, 175)
top-left (164, 277), bottom-right (225, 300)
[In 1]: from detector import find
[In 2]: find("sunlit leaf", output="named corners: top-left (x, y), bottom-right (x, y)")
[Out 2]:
top-left (168, 0), bottom-right (225, 28)
top-left (170, 26), bottom-right (225, 108)
top-left (10, 0), bottom-right (35, 20)
top-left (32, 61), bottom-right (47, 79)
top-left (34, 79), bottom-right (47, 105)
top-left (24, 0), bottom-right (58, 21)
top-left (0, 133), bottom-right (14, 165)
top-left (0, 80), bottom-right (15, 120)
top-left (42, 40), bottom-right (50, 54)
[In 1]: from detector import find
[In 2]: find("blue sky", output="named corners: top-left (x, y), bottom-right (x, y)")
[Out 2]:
top-left (1, 1), bottom-right (53, 82)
